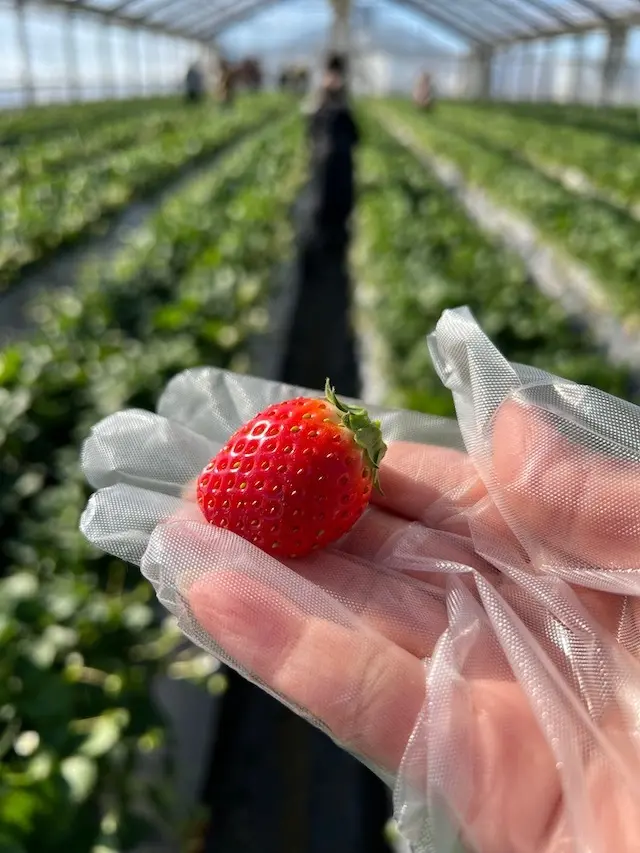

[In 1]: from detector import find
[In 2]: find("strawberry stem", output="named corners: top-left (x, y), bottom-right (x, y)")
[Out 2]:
top-left (324, 378), bottom-right (387, 492)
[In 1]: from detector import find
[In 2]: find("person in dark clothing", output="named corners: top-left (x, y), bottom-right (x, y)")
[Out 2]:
top-left (303, 53), bottom-right (360, 244)
top-left (185, 62), bottom-right (204, 104)
top-left (282, 53), bottom-right (362, 392)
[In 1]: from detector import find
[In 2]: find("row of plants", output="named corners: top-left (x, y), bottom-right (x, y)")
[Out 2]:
top-left (425, 101), bottom-right (640, 211)
top-left (352, 114), bottom-right (634, 418)
top-left (0, 96), bottom-right (181, 146)
top-left (0, 104), bottom-right (203, 188)
top-left (375, 99), bottom-right (640, 327)
top-left (453, 98), bottom-right (640, 142)
top-left (0, 112), bottom-right (306, 853)
top-left (0, 93), bottom-right (289, 291)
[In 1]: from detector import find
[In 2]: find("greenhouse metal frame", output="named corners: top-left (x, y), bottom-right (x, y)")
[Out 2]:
top-left (4, 0), bottom-right (640, 106)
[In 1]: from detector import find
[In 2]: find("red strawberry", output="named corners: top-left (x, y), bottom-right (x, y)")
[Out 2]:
top-left (196, 379), bottom-right (387, 558)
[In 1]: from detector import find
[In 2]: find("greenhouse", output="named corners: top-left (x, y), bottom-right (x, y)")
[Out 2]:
top-left (2, 1), bottom-right (640, 852)
top-left (2, 0), bottom-right (640, 105)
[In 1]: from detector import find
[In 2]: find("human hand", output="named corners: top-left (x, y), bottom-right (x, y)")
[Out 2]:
top-left (80, 308), bottom-right (640, 853)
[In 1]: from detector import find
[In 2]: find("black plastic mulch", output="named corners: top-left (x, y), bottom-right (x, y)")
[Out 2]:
top-left (199, 189), bottom-right (394, 853)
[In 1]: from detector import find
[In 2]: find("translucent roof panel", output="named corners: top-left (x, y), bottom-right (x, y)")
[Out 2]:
top-left (45, 0), bottom-right (640, 45)
top-left (219, 0), bottom-right (471, 58)
top-left (529, 0), bottom-right (610, 25)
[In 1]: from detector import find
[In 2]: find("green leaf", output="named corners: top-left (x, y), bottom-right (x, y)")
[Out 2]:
top-left (80, 717), bottom-right (121, 759)
top-left (60, 755), bottom-right (97, 803)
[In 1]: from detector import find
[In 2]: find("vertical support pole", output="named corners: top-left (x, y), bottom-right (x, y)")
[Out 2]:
top-left (173, 37), bottom-right (182, 94)
top-left (525, 42), bottom-right (536, 101)
top-left (513, 42), bottom-right (527, 101)
top-left (471, 44), bottom-right (493, 100)
top-left (537, 38), bottom-right (549, 101)
top-left (64, 4), bottom-right (79, 102)
top-left (571, 32), bottom-right (584, 104)
top-left (329, 0), bottom-right (351, 61)
top-left (528, 40), bottom-right (537, 102)
top-left (159, 35), bottom-right (168, 94)
top-left (549, 36), bottom-right (559, 102)
top-left (158, 34), bottom-right (169, 94)
top-left (15, 0), bottom-right (35, 107)
top-left (148, 32), bottom-right (156, 95)
top-left (494, 49), bottom-right (504, 100)
top-left (154, 33), bottom-right (163, 95)
top-left (601, 23), bottom-right (628, 106)
top-left (101, 18), bottom-right (115, 99)
top-left (521, 42), bottom-right (533, 101)
top-left (557, 34), bottom-right (570, 103)
top-left (136, 27), bottom-right (145, 96)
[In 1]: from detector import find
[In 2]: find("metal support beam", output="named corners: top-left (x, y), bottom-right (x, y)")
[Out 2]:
top-left (201, 0), bottom-right (490, 44)
top-left (484, 0), bottom-right (547, 33)
top-left (434, 0), bottom-right (527, 42)
top-left (494, 8), bottom-right (640, 45)
top-left (511, 0), bottom-right (574, 29)
top-left (467, 44), bottom-right (494, 99)
top-left (109, 0), bottom-right (157, 13)
top-left (329, 0), bottom-right (350, 54)
top-left (26, 0), bottom-right (640, 52)
top-left (15, 0), bottom-right (35, 106)
top-left (199, 0), bottom-right (283, 39)
top-left (100, 17), bottom-right (115, 97)
top-left (110, 0), bottom-right (198, 24)
top-left (179, 3), bottom-right (236, 35)
top-left (396, 0), bottom-right (494, 45)
top-left (571, 32), bottom-right (585, 103)
top-left (63, 3), bottom-right (80, 101)
top-left (526, 38), bottom-right (538, 100)
top-left (25, 0), bottom-right (208, 44)
top-left (159, 34), bottom-right (169, 92)
top-left (601, 22), bottom-right (628, 105)
top-left (568, 0), bottom-right (611, 22)
top-left (514, 40), bottom-right (530, 99)
top-left (152, 0), bottom-right (206, 24)
top-left (135, 25), bottom-right (145, 95)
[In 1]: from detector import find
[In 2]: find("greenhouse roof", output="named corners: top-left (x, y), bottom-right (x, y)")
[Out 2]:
top-left (45, 0), bottom-right (640, 46)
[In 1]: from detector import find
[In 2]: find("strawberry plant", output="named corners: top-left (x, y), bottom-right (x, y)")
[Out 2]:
top-left (0, 106), bottom-right (196, 189)
top-left (376, 99), bottom-right (640, 324)
top-left (433, 102), bottom-right (640, 207)
top-left (454, 99), bottom-right (640, 142)
top-left (0, 113), bottom-right (305, 852)
top-left (353, 115), bottom-right (635, 417)
top-left (0, 93), bottom-right (290, 291)
top-left (0, 96), bottom-right (182, 146)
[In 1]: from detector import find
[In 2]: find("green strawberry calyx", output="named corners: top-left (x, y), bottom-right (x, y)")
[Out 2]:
top-left (324, 378), bottom-right (388, 493)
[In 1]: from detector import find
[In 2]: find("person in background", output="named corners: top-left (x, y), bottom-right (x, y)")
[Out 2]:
top-left (185, 62), bottom-right (204, 104)
top-left (216, 58), bottom-right (235, 107)
top-left (304, 52), bottom-right (360, 244)
top-left (283, 52), bottom-right (361, 391)
top-left (413, 70), bottom-right (435, 111)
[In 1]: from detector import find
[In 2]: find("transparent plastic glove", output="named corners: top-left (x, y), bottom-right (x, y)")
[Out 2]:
top-left (80, 307), bottom-right (640, 853)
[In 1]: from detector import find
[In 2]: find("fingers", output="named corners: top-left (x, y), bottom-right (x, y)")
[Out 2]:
top-left (157, 367), bottom-right (313, 442)
top-left (143, 519), bottom-right (427, 773)
top-left (82, 409), bottom-right (215, 495)
top-left (461, 680), bottom-right (561, 853)
top-left (338, 507), bottom-right (493, 578)
top-left (190, 570), bottom-right (425, 773)
top-left (181, 488), bottom-right (451, 658)
top-left (287, 544), bottom-right (449, 658)
top-left (80, 484), bottom-right (192, 566)
top-left (492, 402), bottom-right (640, 575)
top-left (373, 398), bottom-right (640, 585)
top-left (372, 441), bottom-right (486, 535)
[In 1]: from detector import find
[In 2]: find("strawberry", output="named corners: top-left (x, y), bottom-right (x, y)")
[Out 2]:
top-left (196, 379), bottom-right (387, 558)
